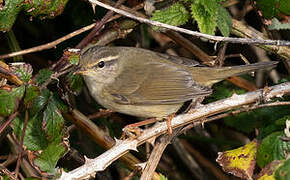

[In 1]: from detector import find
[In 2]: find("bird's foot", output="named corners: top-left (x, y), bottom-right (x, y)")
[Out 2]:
top-left (166, 114), bottom-right (175, 134)
top-left (121, 118), bottom-right (158, 139)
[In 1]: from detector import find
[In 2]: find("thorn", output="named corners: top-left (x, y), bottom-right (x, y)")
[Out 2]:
top-left (146, 136), bottom-right (156, 146)
top-left (128, 141), bottom-right (138, 152)
top-left (89, 172), bottom-right (97, 179)
top-left (114, 137), bottom-right (123, 146)
top-left (136, 162), bottom-right (147, 171)
top-left (91, 2), bottom-right (96, 14)
top-left (231, 92), bottom-right (239, 98)
top-left (84, 156), bottom-right (92, 163)
top-left (59, 172), bottom-right (71, 180)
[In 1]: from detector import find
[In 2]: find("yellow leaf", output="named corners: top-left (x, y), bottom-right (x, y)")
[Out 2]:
top-left (217, 140), bottom-right (258, 179)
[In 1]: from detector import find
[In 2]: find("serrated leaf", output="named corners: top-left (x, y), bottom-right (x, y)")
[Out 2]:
top-left (51, 94), bottom-right (68, 112)
top-left (190, 0), bottom-right (218, 35)
top-left (13, 114), bottom-right (48, 150)
top-left (43, 101), bottom-right (65, 142)
top-left (217, 5), bottom-right (232, 36)
top-left (0, 0), bottom-right (23, 31)
top-left (37, 69), bottom-right (53, 86)
top-left (257, 132), bottom-right (290, 168)
top-left (274, 158), bottom-right (290, 180)
top-left (268, 18), bottom-right (290, 30)
top-left (0, 86), bottom-right (25, 117)
top-left (151, 3), bottom-right (189, 31)
top-left (67, 72), bottom-right (83, 95)
top-left (0, 0), bottom-right (69, 32)
top-left (34, 141), bottom-right (67, 174)
top-left (29, 89), bottom-right (51, 115)
top-left (24, 85), bottom-right (40, 106)
top-left (12, 89), bottom-right (68, 175)
top-left (10, 63), bottom-right (33, 82)
top-left (217, 140), bottom-right (257, 179)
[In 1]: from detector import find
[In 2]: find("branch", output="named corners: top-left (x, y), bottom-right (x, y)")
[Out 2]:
top-left (231, 19), bottom-right (290, 60)
top-left (89, 0), bottom-right (290, 46)
top-left (140, 128), bottom-right (184, 180)
top-left (0, 24), bottom-right (95, 59)
top-left (58, 82), bottom-right (290, 180)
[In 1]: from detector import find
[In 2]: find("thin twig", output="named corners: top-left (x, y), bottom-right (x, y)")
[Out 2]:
top-left (14, 110), bottom-right (29, 180)
top-left (172, 138), bottom-right (206, 179)
top-left (140, 128), bottom-right (183, 180)
top-left (205, 101), bottom-right (290, 122)
top-left (0, 0), bottom-right (141, 60)
top-left (0, 24), bottom-right (95, 59)
top-left (76, 0), bottom-right (126, 49)
top-left (180, 139), bottom-right (229, 180)
top-left (165, 31), bottom-right (214, 65)
top-left (58, 82), bottom-right (290, 180)
top-left (231, 19), bottom-right (290, 60)
top-left (89, 0), bottom-right (290, 46)
top-left (0, 112), bottom-right (18, 137)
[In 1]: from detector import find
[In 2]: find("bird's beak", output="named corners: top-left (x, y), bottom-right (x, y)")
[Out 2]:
top-left (74, 66), bottom-right (89, 75)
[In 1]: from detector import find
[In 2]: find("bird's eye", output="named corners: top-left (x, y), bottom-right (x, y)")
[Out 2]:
top-left (97, 61), bottom-right (105, 68)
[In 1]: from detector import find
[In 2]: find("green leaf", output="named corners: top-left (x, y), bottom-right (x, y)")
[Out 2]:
top-left (257, 0), bottom-right (290, 19)
top-left (224, 106), bottom-right (290, 134)
top-left (68, 53), bottom-right (80, 65)
top-left (10, 63), bottom-right (33, 82)
top-left (24, 85), bottom-right (40, 106)
top-left (217, 5), bottom-right (232, 36)
top-left (0, 0), bottom-right (69, 32)
top-left (205, 81), bottom-right (247, 103)
top-left (13, 89), bottom-right (68, 175)
top-left (13, 114), bottom-right (48, 150)
top-left (34, 141), bottom-right (67, 174)
top-left (257, 0), bottom-right (279, 19)
top-left (0, 86), bottom-right (25, 117)
top-left (0, 0), bottom-right (23, 31)
top-left (279, 0), bottom-right (290, 15)
top-left (67, 72), bottom-right (84, 95)
top-left (29, 89), bottom-right (51, 115)
top-left (268, 18), bottom-right (290, 30)
top-left (190, 0), bottom-right (218, 35)
top-left (51, 94), bottom-right (68, 112)
top-left (37, 68), bottom-right (53, 86)
top-left (43, 101), bottom-right (65, 142)
top-left (151, 3), bottom-right (189, 31)
top-left (274, 158), bottom-right (290, 180)
top-left (257, 132), bottom-right (290, 168)
top-left (259, 115), bottom-right (290, 140)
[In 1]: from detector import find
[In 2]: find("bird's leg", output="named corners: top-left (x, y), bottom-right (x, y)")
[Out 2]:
top-left (122, 114), bottom-right (175, 138)
top-left (121, 118), bottom-right (158, 139)
top-left (166, 114), bottom-right (175, 134)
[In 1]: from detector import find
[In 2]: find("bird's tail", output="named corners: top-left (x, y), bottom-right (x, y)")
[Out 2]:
top-left (192, 61), bottom-right (278, 87)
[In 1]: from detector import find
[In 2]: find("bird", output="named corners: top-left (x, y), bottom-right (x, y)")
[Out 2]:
top-left (76, 46), bottom-right (277, 133)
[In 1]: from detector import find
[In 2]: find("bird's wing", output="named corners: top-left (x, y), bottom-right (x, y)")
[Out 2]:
top-left (105, 60), bottom-right (212, 105)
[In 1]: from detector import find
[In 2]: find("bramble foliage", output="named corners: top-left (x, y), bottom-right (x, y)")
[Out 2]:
top-left (151, 0), bottom-right (232, 36)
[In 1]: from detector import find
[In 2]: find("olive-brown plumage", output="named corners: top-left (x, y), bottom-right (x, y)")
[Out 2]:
top-left (77, 46), bottom-right (277, 119)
